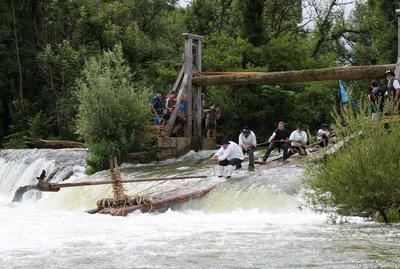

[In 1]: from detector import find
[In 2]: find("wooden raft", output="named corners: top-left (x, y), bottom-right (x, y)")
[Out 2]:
top-left (89, 186), bottom-right (214, 216)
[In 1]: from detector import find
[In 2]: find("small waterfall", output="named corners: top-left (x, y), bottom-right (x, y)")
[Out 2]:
top-left (0, 149), bottom-right (88, 200)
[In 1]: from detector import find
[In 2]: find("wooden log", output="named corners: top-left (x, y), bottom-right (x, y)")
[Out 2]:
top-left (191, 64), bottom-right (396, 86)
top-left (23, 136), bottom-right (86, 149)
top-left (184, 36), bottom-right (193, 138)
top-left (166, 74), bottom-right (189, 136)
top-left (94, 185), bottom-right (214, 216)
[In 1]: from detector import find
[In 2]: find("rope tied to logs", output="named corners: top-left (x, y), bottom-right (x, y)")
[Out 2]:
top-left (97, 195), bottom-right (154, 210)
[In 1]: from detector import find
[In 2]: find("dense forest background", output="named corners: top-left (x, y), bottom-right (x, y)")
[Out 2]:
top-left (0, 0), bottom-right (399, 148)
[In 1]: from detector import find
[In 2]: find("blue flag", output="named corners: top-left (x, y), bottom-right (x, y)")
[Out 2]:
top-left (339, 80), bottom-right (349, 104)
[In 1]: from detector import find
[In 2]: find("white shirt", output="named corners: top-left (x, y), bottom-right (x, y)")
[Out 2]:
top-left (317, 129), bottom-right (330, 140)
top-left (238, 131), bottom-right (257, 149)
top-left (388, 77), bottom-right (400, 89)
top-left (289, 130), bottom-right (308, 147)
top-left (215, 141), bottom-right (244, 161)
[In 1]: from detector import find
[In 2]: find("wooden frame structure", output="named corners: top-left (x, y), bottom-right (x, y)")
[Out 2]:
top-left (165, 33), bottom-right (204, 150)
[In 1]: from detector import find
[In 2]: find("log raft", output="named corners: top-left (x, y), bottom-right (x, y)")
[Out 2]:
top-left (92, 186), bottom-right (214, 216)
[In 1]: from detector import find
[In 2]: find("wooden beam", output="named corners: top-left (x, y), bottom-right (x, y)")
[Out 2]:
top-left (183, 37), bottom-right (193, 138)
top-left (182, 33), bottom-right (204, 40)
top-left (193, 39), bottom-right (203, 151)
top-left (165, 74), bottom-right (189, 136)
top-left (38, 175), bottom-right (208, 192)
top-left (192, 64), bottom-right (396, 86)
top-left (396, 9), bottom-right (400, 59)
top-left (171, 66), bottom-right (184, 93)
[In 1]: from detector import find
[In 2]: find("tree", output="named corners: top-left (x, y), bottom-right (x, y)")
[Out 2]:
top-left (75, 44), bottom-right (151, 173)
top-left (36, 41), bottom-right (84, 139)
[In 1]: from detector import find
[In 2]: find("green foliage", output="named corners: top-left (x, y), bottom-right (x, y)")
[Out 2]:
top-left (202, 32), bottom-right (254, 71)
top-left (348, 0), bottom-right (397, 65)
top-left (27, 111), bottom-right (56, 139)
top-left (303, 102), bottom-right (400, 223)
top-left (2, 135), bottom-right (27, 149)
top-left (85, 151), bottom-right (109, 175)
top-left (75, 44), bottom-right (151, 168)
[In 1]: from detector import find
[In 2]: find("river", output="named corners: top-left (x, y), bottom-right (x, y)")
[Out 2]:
top-left (0, 149), bottom-right (399, 269)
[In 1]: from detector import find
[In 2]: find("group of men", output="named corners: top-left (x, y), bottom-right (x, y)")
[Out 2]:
top-left (368, 70), bottom-right (400, 119)
top-left (210, 121), bottom-right (312, 179)
top-left (150, 91), bottom-right (220, 137)
top-left (150, 90), bottom-right (186, 136)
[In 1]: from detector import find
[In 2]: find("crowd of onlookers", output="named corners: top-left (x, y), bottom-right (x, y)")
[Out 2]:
top-left (150, 91), bottom-right (220, 138)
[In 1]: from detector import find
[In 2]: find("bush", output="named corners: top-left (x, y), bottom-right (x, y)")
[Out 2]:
top-left (303, 102), bottom-right (400, 223)
top-left (75, 44), bottom-right (152, 172)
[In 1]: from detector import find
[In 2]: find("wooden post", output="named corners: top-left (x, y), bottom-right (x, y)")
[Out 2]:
top-left (192, 37), bottom-right (204, 150)
top-left (183, 35), bottom-right (193, 138)
top-left (109, 156), bottom-right (125, 201)
top-left (397, 9), bottom-right (400, 61)
top-left (395, 9), bottom-right (400, 78)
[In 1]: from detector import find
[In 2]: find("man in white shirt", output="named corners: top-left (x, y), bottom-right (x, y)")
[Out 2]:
top-left (238, 126), bottom-right (257, 171)
top-left (288, 123), bottom-right (308, 157)
top-left (210, 139), bottom-right (244, 179)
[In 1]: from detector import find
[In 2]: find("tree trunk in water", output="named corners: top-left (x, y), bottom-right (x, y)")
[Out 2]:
top-left (192, 64), bottom-right (396, 86)
top-left (94, 186), bottom-right (214, 216)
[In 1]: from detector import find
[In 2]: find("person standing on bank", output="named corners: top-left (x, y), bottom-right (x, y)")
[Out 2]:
top-left (262, 121), bottom-right (290, 163)
top-left (238, 126), bottom-right (257, 171)
top-left (288, 123), bottom-right (308, 157)
top-left (150, 91), bottom-right (164, 125)
top-left (368, 80), bottom-right (385, 120)
top-left (204, 103), bottom-right (221, 139)
top-left (162, 90), bottom-right (177, 127)
top-left (210, 139), bottom-right (244, 179)
top-left (384, 70), bottom-right (400, 114)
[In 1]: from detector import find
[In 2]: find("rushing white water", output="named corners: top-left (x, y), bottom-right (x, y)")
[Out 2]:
top-left (0, 149), bottom-right (399, 269)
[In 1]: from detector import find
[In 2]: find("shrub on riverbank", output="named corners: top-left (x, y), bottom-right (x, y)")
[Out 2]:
top-left (303, 104), bottom-right (400, 223)
top-left (75, 44), bottom-right (151, 173)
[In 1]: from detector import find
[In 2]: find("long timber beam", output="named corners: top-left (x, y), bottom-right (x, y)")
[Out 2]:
top-left (192, 64), bottom-right (397, 86)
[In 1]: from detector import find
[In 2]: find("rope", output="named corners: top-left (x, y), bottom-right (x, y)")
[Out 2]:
top-left (96, 195), bottom-right (154, 210)
top-left (132, 154), bottom-right (214, 197)
top-left (97, 154), bottom-right (214, 213)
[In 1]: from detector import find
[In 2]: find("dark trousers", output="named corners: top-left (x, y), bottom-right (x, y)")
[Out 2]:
top-left (262, 142), bottom-right (288, 162)
top-left (318, 138), bottom-right (329, 147)
top-left (242, 147), bottom-right (256, 166)
top-left (288, 146), bottom-right (307, 157)
top-left (219, 158), bottom-right (242, 167)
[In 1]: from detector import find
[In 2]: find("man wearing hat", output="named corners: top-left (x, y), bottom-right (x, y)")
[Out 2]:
top-left (384, 70), bottom-right (400, 114)
top-left (210, 139), bottom-right (244, 179)
top-left (238, 126), bottom-right (257, 171)
top-left (288, 123), bottom-right (308, 157)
